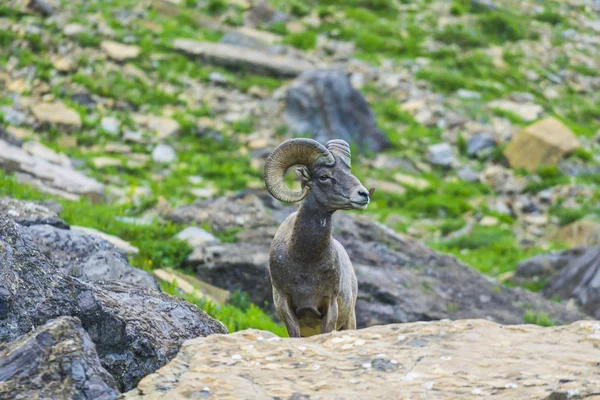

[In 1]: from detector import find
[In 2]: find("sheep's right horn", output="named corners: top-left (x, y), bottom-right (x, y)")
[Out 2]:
top-left (264, 138), bottom-right (334, 203)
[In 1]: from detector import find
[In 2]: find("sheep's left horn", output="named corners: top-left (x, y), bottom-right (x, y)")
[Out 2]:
top-left (264, 138), bottom-right (334, 203)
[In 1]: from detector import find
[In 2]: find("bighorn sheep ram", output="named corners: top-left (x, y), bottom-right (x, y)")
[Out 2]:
top-left (264, 138), bottom-right (371, 337)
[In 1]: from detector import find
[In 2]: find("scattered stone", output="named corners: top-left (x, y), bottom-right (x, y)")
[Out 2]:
top-left (480, 216), bottom-right (500, 226)
top-left (52, 56), bottom-right (76, 72)
top-left (63, 23), bottom-right (86, 36)
top-left (0, 217), bottom-right (227, 391)
top-left (244, 2), bottom-right (289, 28)
top-left (31, 101), bottom-right (82, 129)
top-left (190, 187), bottom-right (217, 198)
top-left (101, 40), bottom-right (141, 62)
top-left (101, 116), bottom-right (121, 135)
top-left (133, 114), bottom-right (180, 139)
top-left (457, 89), bottom-right (482, 100)
top-left (488, 99), bottom-right (543, 122)
top-left (457, 166), bottom-right (480, 183)
top-left (285, 69), bottom-right (389, 152)
top-left (173, 39), bottom-right (314, 78)
top-left (152, 143), bottom-right (177, 164)
top-left (22, 141), bottom-right (71, 167)
top-left (513, 247), bottom-right (587, 285)
top-left (467, 133), bottom-right (496, 157)
top-left (426, 143), bottom-right (454, 167)
top-left (175, 226), bottom-right (219, 247)
top-left (93, 157), bottom-right (122, 168)
top-left (504, 118), bottom-right (580, 172)
top-left (123, 320), bottom-right (600, 399)
top-left (393, 173), bottom-right (430, 190)
top-left (0, 197), bottom-right (68, 229)
top-left (0, 139), bottom-right (104, 201)
top-left (0, 317), bottom-right (119, 400)
top-left (209, 71), bottom-right (228, 85)
top-left (1, 106), bottom-right (27, 126)
top-left (27, 0), bottom-right (54, 16)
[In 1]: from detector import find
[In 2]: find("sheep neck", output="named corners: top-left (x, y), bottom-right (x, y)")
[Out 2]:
top-left (290, 194), bottom-right (333, 262)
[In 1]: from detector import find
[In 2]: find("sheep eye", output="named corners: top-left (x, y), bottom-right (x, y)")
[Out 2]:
top-left (319, 175), bottom-right (329, 182)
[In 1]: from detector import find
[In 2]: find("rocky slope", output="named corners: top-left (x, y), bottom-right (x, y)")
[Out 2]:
top-left (0, 214), bottom-right (227, 394)
top-left (124, 319), bottom-right (600, 400)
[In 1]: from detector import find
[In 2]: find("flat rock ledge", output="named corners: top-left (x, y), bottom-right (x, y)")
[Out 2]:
top-left (123, 319), bottom-right (600, 400)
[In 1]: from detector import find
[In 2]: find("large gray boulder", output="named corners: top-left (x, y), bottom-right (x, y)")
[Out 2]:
top-left (0, 217), bottom-right (227, 391)
top-left (27, 224), bottom-right (159, 289)
top-left (169, 191), bottom-right (587, 327)
top-left (285, 69), bottom-right (390, 153)
top-left (0, 316), bottom-right (119, 400)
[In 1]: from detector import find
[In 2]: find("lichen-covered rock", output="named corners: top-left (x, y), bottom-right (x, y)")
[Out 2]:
top-left (285, 69), bottom-right (390, 152)
top-left (123, 319), bottom-right (600, 400)
top-left (26, 224), bottom-right (157, 289)
top-left (0, 217), bottom-right (227, 391)
top-left (0, 316), bottom-right (119, 400)
top-left (0, 196), bottom-right (68, 229)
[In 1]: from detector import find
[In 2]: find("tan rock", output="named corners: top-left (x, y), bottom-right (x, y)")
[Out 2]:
top-left (152, 268), bottom-right (229, 304)
top-left (92, 157), bottom-right (122, 168)
top-left (71, 226), bottom-right (139, 255)
top-left (123, 320), bottom-right (600, 400)
top-left (52, 57), bottom-right (76, 72)
top-left (479, 216), bottom-right (499, 227)
top-left (393, 173), bottom-right (430, 190)
top-left (504, 118), bottom-right (580, 172)
top-left (100, 40), bottom-right (141, 62)
top-left (31, 102), bottom-right (82, 128)
top-left (133, 114), bottom-right (180, 139)
top-left (552, 219), bottom-right (600, 247)
top-left (365, 179), bottom-right (406, 195)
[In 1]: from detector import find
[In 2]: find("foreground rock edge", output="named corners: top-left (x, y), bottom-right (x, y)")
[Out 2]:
top-left (123, 319), bottom-right (600, 400)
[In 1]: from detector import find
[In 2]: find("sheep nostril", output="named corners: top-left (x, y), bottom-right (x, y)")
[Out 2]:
top-left (358, 189), bottom-right (369, 200)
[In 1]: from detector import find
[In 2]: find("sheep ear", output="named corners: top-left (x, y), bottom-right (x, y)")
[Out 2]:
top-left (295, 166), bottom-right (311, 184)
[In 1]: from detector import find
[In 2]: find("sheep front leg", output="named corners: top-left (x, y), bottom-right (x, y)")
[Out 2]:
top-left (274, 289), bottom-right (301, 337)
top-left (320, 298), bottom-right (338, 334)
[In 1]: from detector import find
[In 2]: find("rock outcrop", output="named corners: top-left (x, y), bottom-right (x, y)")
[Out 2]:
top-left (285, 69), bottom-right (390, 152)
top-left (168, 190), bottom-right (587, 326)
top-left (124, 319), bottom-right (600, 400)
top-left (173, 39), bottom-right (314, 77)
top-left (0, 139), bottom-right (105, 201)
top-left (27, 224), bottom-right (157, 289)
top-left (0, 217), bottom-right (227, 391)
top-left (0, 316), bottom-right (119, 400)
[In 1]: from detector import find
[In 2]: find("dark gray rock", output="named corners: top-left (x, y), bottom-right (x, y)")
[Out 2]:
top-left (0, 217), bottom-right (227, 391)
top-left (467, 133), bottom-right (496, 157)
top-left (0, 316), bottom-right (119, 400)
top-left (512, 247), bottom-right (587, 285)
top-left (0, 197), bottom-right (68, 229)
top-left (26, 224), bottom-right (159, 289)
top-left (457, 166), bottom-right (481, 183)
top-left (171, 192), bottom-right (587, 327)
top-left (285, 69), bottom-right (390, 153)
top-left (544, 247), bottom-right (600, 318)
top-left (0, 125), bottom-right (23, 146)
top-left (244, 2), bottom-right (288, 28)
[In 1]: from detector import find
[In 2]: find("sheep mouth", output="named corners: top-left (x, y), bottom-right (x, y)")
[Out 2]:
top-left (350, 200), bottom-right (369, 210)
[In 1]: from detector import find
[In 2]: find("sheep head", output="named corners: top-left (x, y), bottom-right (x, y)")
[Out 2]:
top-left (264, 138), bottom-right (370, 212)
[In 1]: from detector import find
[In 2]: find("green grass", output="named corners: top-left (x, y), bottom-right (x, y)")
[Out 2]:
top-left (523, 311), bottom-right (555, 327)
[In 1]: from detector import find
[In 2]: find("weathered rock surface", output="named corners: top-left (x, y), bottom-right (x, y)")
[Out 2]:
top-left (512, 247), bottom-right (587, 285)
top-left (173, 39), bottom-right (314, 77)
top-left (101, 41), bottom-right (141, 62)
top-left (26, 224), bottom-right (157, 289)
top-left (123, 319), bottom-right (600, 400)
top-left (71, 225), bottom-right (140, 255)
top-left (504, 117), bottom-right (580, 172)
top-left (0, 316), bottom-right (119, 400)
top-left (551, 219), bottom-right (600, 247)
top-left (544, 246), bottom-right (600, 319)
top-left (0, 196), bottom-right (68, 229)
top-left (0, 217), bottom-right (227, 391)
top-left (488, 99), bottom-right (543, 122)
top-left (168, 191), bottom-right (587, 326)
top-left (285, 69), bottom-right (390, 152)
top-left (0, 139), bottom-right (105, 201)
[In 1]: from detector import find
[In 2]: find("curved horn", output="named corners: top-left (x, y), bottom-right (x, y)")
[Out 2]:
top-left (264, 138), bottom-right (334, 203)
top-left (326, 139), bottom-right (351, 168)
